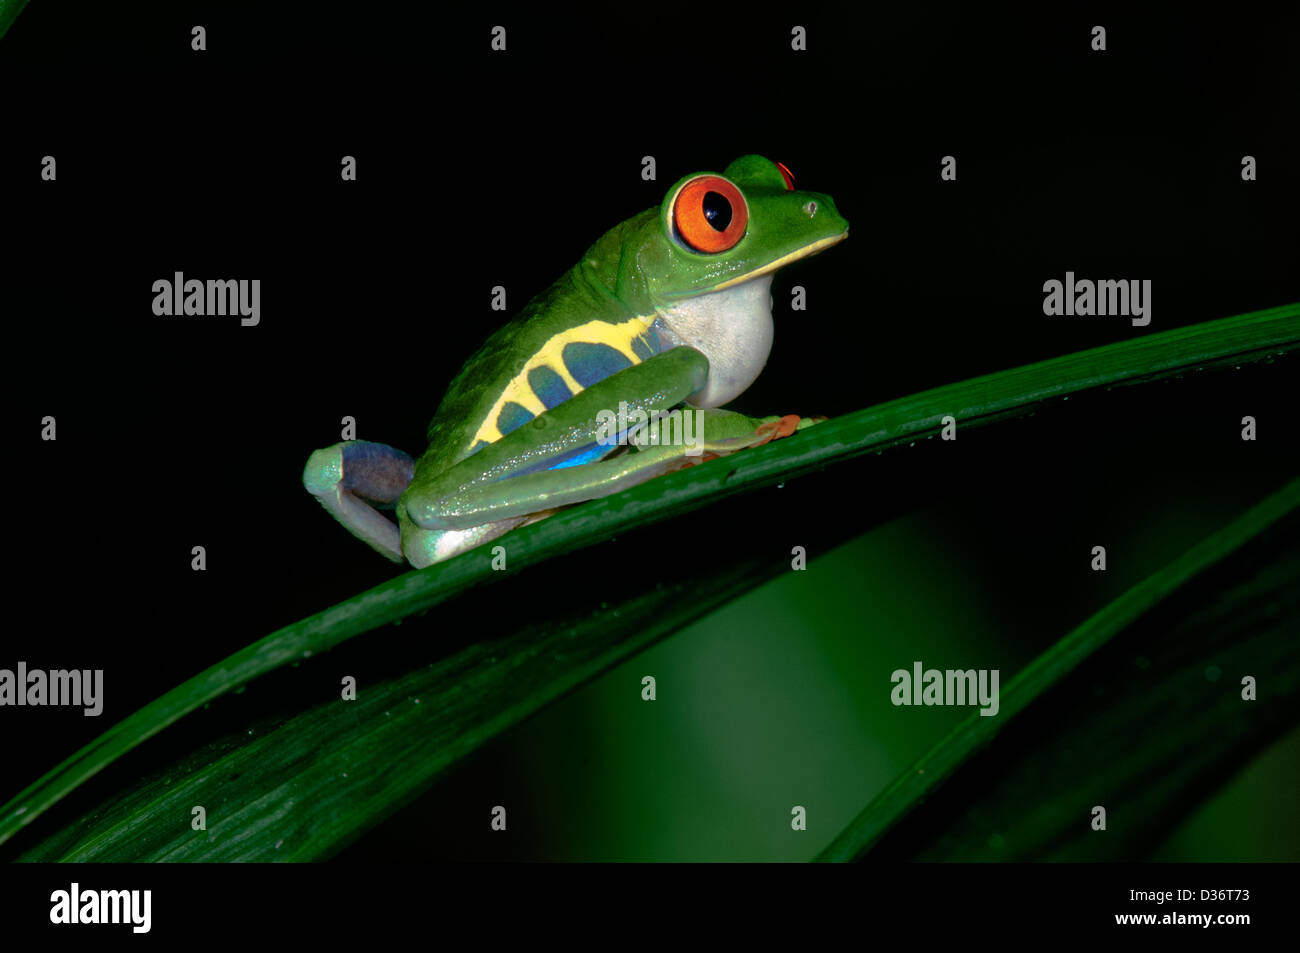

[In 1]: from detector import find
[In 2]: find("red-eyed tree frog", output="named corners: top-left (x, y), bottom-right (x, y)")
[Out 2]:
top-left (304, 155), bottom-right (848, 568)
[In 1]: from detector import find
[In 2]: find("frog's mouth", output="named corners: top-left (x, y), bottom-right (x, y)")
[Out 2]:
top-left (704, 228), bottom-right (848, 293)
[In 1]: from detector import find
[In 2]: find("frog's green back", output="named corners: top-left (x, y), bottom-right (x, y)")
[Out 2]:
top-left (419, 211), bottom-right (663, 474)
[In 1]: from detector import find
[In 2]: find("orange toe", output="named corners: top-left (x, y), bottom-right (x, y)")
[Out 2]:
top-left (754, 414), bottom-right (801, 445)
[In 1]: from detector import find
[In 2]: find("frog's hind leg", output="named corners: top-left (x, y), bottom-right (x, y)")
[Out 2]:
top-left (411, 407), bottom-right (818, 532)
top-left (397, 510), bottom-right (530, 570)
top-left (303, 440), bottom-right (416, 563)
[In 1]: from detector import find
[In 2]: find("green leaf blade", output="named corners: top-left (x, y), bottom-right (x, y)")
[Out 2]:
top-left (2, 302), bottom-right (1297, 857)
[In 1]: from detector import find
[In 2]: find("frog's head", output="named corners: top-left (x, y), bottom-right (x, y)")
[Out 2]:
top-left (629, 155), bottom-right (849, 407)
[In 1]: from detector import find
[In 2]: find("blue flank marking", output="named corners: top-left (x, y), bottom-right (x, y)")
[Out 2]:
top-left (547, 443), bottom-right (611, 470)
top-left (472, 341), bottom-right (655, 479)
top-left (527, 365), bottom-right (574, 409)
top-left (631, 332), bottom-right (658, 361)
top-left (511, 441), bottom-right (610, 476)
top-left (562, 342), bottom-right (632, 388)
top-left (496, 401), bottom-right (535, 435)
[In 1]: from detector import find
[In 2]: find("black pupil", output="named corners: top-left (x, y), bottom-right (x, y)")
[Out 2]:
top-left (702, 191), bottom-right (732, 231)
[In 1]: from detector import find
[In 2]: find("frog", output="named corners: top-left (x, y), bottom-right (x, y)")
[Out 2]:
top-left (303, 155), bottom-right (848, 569)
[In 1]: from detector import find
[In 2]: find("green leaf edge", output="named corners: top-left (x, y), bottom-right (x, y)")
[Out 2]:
top-left (0, 0), bottom-right (29, 42)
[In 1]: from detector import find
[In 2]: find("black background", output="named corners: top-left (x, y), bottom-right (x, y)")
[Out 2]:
top-left (0, 0), bottom-right (1297, 870)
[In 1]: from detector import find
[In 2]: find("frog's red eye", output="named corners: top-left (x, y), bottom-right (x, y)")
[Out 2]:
top-left (672, 175), bottom-right (748, 253)
top-left (775, 161), bottom-right (796, 190)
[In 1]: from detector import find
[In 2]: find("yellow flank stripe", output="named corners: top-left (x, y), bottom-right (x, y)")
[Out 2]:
top-left (472, 314), bottom-right (654, 445)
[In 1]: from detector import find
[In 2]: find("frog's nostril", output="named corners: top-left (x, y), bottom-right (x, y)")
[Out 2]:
top-left (802, 200), bottom-right (818, 218)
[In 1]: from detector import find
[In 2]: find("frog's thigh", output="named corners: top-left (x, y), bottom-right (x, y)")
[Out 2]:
top-left (421, 407), bottom-right (771, 531)
top-left (303, 440), bottom-right (415, 563)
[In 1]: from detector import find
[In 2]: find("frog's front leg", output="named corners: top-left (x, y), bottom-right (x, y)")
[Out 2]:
top-left (302, 440), bottom-right (415, 563)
